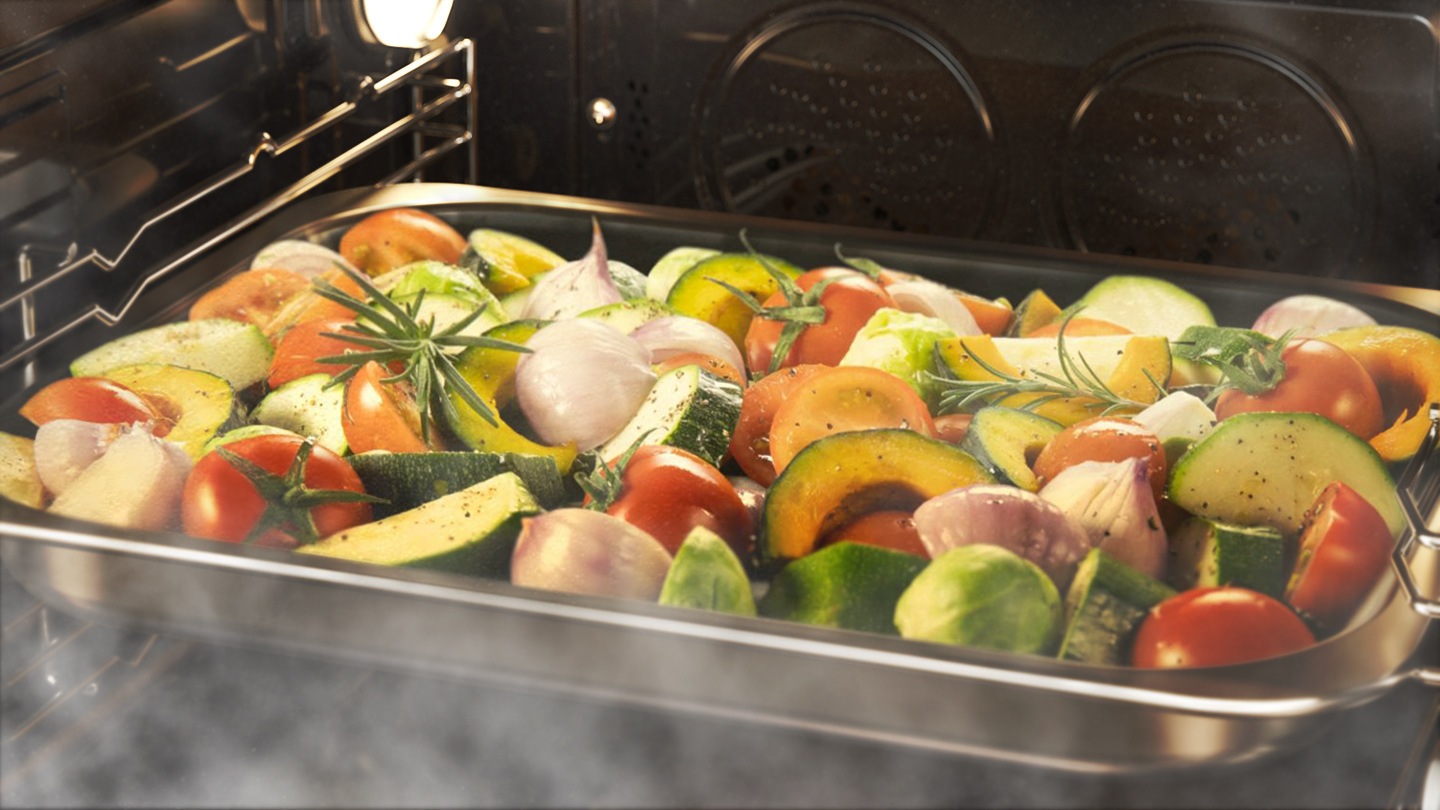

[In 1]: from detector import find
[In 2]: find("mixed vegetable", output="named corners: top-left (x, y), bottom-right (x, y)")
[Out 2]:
top-left (3, 206), bottom-right (1437, 671)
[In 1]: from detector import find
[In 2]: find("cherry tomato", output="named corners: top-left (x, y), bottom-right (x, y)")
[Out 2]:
top-left (1032, 416), bottom-right (1168, 500)
top-left (182, 433), bottom-right (372, 549)
top-left (1131, 587), bottom-right (1315, 668)
top-left (1285, 481), bottom-right (1394, 632)
top-left (342, 361), bottom-right (431, 454)
top-left (268, 319), bottom-right (373, 390)
top-left (1026, 317), bottom-right (1131, 337)
top-left (598, 444), bottom-right (754, 558)
top-left (744, 268), bottom-right (893, 372)
top-left (821, 510), bottom-right (928, 558)
top-left (19, 377), bottom-right (171, 436)
top-left (652, 351), bottom-right (747, 389)
top-left (768, 365), bottom-right (936, 475)
top-left (189, 268), bottom-right (311, 328)
top-left (729, 364), bottom-right (827, 486)
top-left (1215, 338), bottom-right (1383, 440)
top-left (339, 208), bottom-right (465, 277)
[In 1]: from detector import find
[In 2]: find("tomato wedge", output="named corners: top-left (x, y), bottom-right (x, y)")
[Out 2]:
top-left (339, 208), bottom-right (466, 276)
top-left (1284, 481), bottom-right (1394, 632)
top-left (189, 268), bottom-right (311, 328)
top-left (768, 365), bottom-right (935, 475)
top-left (1032, 416), bottom-right (1168, 500)
top-left (268, 319), bottom-right (373, 390)
top-left (744, 268), bottom-right (893, 371)
top-left (594, 444), bottom-right (754, 558)
top-left (20, 377), bottom-right (171, 436)
top-left (1131, 587), bottom-right (1315, 668)
top-left (729, 364), bottom-right (827, 486)
top-left (342, 361), bottom-right (430, 454)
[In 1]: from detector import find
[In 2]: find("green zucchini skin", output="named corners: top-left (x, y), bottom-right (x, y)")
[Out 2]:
top-left (298, 471), bottom-right (541, 577)
top-left (251, 373), bottom-right (347, 456)
top-left (959, 407), bottom-right (1064, 492)
top-left (348, 450), bottom-right (567, 517)
top-left (1058, 549), bottom-right (1175, 665)
top-left (1167, 517), bottom-right (1285, 599)
top-left (598, 364), bottom-right (742, 467)
top-left (760, 542), bottom-right (927, 635)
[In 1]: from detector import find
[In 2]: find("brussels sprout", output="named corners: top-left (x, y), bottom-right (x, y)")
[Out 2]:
top-left (839, 308), bottom-right (955, 408)
top-left (385, 260), bottom-right (499, 310)
top-left (894, 544), bottom-right (1061, 654)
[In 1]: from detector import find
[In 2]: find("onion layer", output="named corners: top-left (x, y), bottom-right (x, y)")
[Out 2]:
top-left (1252, 295), bottom-right (1375, 339)
top-left (34, 419), bottom-right (128, 496)
top-left (631, 316), bottom-right (746, 375)
top-left (515, 319), bottom-right (656, 452)
top-left (521, 219), bottom-right (622, 321)
top-left (885, 280), bottom-right (983, 337)
top-left (1039, 458), bottom-right (1167, 579)
top-left (511, 508), bottom-right (673, 599)
top-left (913, 484), bottom-right (1093, 588)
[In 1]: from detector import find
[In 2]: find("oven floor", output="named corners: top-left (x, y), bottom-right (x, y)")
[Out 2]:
top-left (2, 564), bottom-right (1435, 808)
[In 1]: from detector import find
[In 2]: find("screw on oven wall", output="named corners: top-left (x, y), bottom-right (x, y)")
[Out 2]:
top-left (587, 97), bottom-right (617, 130)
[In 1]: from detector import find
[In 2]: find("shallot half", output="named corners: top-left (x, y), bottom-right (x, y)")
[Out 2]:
top-left (913, 484), bottom-right (1093, 589)
top-left (1039, 458), bottom-right (1167, 580)
top-left (521, 219), bottom-right (623, 321)
top-left (514, 319), bottom-right (656, 452)
top-left (511, 508), bottom-right (673, 600)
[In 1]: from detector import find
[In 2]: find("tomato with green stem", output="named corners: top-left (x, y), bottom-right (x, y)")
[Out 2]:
top-left (182, 433), bottom-right (376, 549)
top-left (1213, 338), bottom-right (1383, 440)
top-left (580, 443), bottom-right (754, 559)
top-left (742, 267), bottom-right (894, 373)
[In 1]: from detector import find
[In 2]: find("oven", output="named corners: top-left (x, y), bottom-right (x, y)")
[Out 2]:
top-left (1, 2), bottom-right (1438, 806)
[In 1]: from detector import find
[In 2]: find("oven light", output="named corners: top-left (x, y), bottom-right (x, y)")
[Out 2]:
top-left (354, 0), bottom-right (454, 49)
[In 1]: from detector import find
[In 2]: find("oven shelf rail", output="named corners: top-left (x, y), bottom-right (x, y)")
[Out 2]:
top-left (0, 36), bottom-right (478, 376)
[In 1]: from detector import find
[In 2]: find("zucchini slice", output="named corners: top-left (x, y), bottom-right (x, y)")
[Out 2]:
top-left (598, 364), bottom-right (742, 466)
top-left (100, 363), bottom-right (243, 459)
top-left (1074, 275), bottom-right (1215, 341)
top-left (665, 252), bottom-right (801, 348)
top-left (298, 471), bottom-right (541, 577)
top-left (1167, 517), bottom-right (1285, 598)
top-left (71, 318), bottom-right (273, 391)
top-left (959, 406), bottom-right (1063, 491)
top-left (251, 373), bottom-right (347, 456)
top-left (347, 450), bottom-right (568, 516)
top-left (1058, 549), bottom-right (1175, 665)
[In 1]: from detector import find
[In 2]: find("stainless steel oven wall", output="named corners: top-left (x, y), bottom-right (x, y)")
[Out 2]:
top-left (561, 0), bottom-right (1439, 288)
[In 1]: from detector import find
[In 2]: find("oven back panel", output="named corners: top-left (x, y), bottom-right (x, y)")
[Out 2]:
top-left (537, 0), bottom-right (1440, 287)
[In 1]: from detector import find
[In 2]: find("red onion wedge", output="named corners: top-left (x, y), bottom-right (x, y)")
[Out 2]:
top-left (1039, 458), bottom-right (1167, 580)
top-left (514, 319), bottom-right (657, 452)
top-left (631, 316), bottom-right (746, 375)
top-left (33, 419), bottom-right (127, 497)
top-left (885, 279), bottom-right (984, 337)
top-left (521, 218), bottom-right (623, 321)
top-left (48, 426), bottom-right (191, 531)
top-left (913, 484), bottom-right (1093, 589)
top-left (1251, 295), bottom-right (1375, 339)
top-left (511, 508), bottom-right (673, 600)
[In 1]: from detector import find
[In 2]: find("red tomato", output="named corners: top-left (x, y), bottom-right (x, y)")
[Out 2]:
top-left (19, 377), bottom-right (171, 436)
top-left (269, 319), bottom-right (373, 390)
top-left (1285, 481), bottom-right (1394, 631)
top-left (342, 361), bottom-right (431, 454)
top-left (652, 351), bottom-right (746, 389)
top-left (182, 433), bottom-right (372, 549)
top-left (189, 268), bottom-right (311, 328)
top-left (768, 365), bottom-right (936, 475)
top-left (1214, 338), bottom-right (1383, 439)
top-left (1131, 587), bottom-right (1315, 668)
top-left (599, 445), bottom-right (754, 559)
top-left (729, 364), bottom-right (827, 486)
top-left (1032, 416), bottom-right (1168, 500)
top-left (821, 510), bottom-right (928, 558)
top-left (339, 208), bottom-right (465, 277)
top-left (744, 268), bottom-right (893, 372)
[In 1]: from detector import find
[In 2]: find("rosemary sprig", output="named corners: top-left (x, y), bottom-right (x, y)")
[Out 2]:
top-left (216, 438), bottom-right (384, 546)
top-left (575, 430), bottom-right (657, 510)
top-left (312, 267), bottom-right (530, 435)
top-left (930, 310), bottom-right (1164, 416)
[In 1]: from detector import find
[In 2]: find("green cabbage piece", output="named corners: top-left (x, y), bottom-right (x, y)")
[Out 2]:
top-left (839, 308), bottom-right (956, 408)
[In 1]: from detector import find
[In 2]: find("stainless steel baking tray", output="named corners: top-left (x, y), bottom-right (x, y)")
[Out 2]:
top-left (3, 183), bottom-right (1438, 773)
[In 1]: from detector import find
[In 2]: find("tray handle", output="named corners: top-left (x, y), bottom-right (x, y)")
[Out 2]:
top-left (1395, 406), bottom-right (1440, 621)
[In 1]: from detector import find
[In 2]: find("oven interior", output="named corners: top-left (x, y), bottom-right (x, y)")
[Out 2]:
top-left (1, 1), bottom-right (1438, 806)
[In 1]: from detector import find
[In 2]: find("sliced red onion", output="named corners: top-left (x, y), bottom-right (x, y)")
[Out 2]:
top-left (34, 419), bottom-right (129, 496)
top-left (913, 484), bottom-right (1093, 589)
top-left (631, 316), bottom-right (745, 374)
top-left (48, 426), bottom-right (192, 531)
top-left (1039, 458), bottom-right (1167, 580)
top-left (885, 280), bottom-right (983, 336)
top-left (521, 219), bottom-right (622, 321)
top-left (511, 508), bottom-right (673, 600)
top-left (1251, 295), bottom-right (1376, 339)
top-left (251, 240), bottom-right (358, 278)
top-left (514, 319), bottom-right (657, 452)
